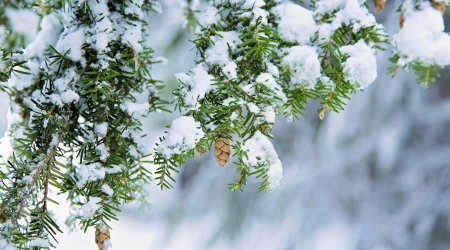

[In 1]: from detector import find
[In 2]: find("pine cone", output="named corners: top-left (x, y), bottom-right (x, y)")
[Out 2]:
top-left (95, 228), bottom-right (111, 250)
top-left (432, 1), bottom-right (446, 14)
top-left (214, 137), bottom-right (230, 166)
top-left (374, 0), bottom-right (385, 13)
top-left (399, 13), bottom-right (405, 28)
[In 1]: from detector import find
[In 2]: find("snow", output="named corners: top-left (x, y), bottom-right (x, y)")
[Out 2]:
top-left (97, 143), bottom-right (110, 162)
top-left (261, 106), bottom-right (275, 124)
top-left (198, 7), bottom-right (219, 26)
top-left (77, 163), bottom-right (121, 187)
top-left (0, 237), bottom-right (14, 250)
top-left (393, 5), bottom-right (450, 66)
top-left (123, 22), bottom-right (143, 52)
top-left (6, 71), bottom-right (36, 91)
top-left (222, 62), bottom-right (238, 79)
top-left (250, 7), bottom-right (269, 25)
top-left (273, 2), bottom-right (316, 44)
top-left (204, 31), bottom-right (241, 67)
top-left (102, 184), bottom-right (114, 196)
top-left (56, 29), bottom-right (85, 63)
top-left (175, 65), bottom-right (214, 108)
top-left (340, 40), bottom-right (377, 89)
top-left (80, 197), bottom-right (102, 218)
top-left (266, 62), bottom-right (279, 78)
top-left (316, 0), bottom-right (378, 40)
top-left (0, 136), bottom-right (13, 162)
top-left (102, 239), bottom-right (113, 250)
top-left (5, 8), bottom-right (39, 42)
top-left (121, 101), bottom-right (150, 118)
top-left (242, 0), bottom-right (265, 8)
top-left (28, 238), bottom-right (50, 248)
top-left (158, 116), bottom-right (205, 158)
top-left (241, 131), bottom-right (283, 190)
top-left (255, 73), bottom-right (287, 102)
top-left (247, 103), bottom-right (260, 113)
top-left (24, 14), bottom-right (62, 58)
top-left (282, 46), bottom-right (321, 87)
top-left (60, 89), bottom-right (80, 104)
top-left (50, 134), bottom-right (59, 147)
top-left (95, 123), bottom-right (109, 137)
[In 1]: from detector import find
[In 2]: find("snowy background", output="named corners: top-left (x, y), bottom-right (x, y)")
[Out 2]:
top-left (1, 1), bottom-right (450, 249)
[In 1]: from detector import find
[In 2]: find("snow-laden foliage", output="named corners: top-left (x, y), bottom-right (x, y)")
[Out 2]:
top-left (391, 0), bottom-right (450, 86)
top-left (100, 2), bottom-right (450, 250)
top-left (0, 0), bottom-right (449, 249)
top-left (153, 0), bottom-right (388, 192)
top-left (0, 0), bottom-right (163, 248)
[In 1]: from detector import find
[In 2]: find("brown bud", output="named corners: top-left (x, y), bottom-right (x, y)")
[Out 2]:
top-left (214, 137), bottom-right (230, 167)
top-left (95, 228), bottom-right (111, 250)
top-left (196, 146), bottom-right (205, 156)
top-left (399, 13), bottom-right (405, 28)
top-left (258, 124), bottom-right (269, 132)
top-left (432, 1), bottom-right (446, 15)
top-left (374, 0), bottom-right (386, 13)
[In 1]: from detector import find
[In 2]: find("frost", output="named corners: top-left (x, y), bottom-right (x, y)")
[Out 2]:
top-left (340, 40), bottom-right (377, 89)
top-left (273, 2), bottom-right (316, 44)
top-left (158, 116), bottom-right (205, 158)
top-left (242, 131), bottom-right (283, 190)
top-left (282, 46), bottom-right (321, 87)
top-left (393, 5), bottom-right (450, 66)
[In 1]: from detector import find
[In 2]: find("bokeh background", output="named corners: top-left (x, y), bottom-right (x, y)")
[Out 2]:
top-left (1, 1), bottom-right (450, 249)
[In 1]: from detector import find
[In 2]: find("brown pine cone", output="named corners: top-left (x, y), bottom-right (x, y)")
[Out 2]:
top-left (95, 228), bottom-right (111, 250)
top-left (214, 137), bottom-right (231, 166)
top-left (374, 0), bottom-right (386, 13)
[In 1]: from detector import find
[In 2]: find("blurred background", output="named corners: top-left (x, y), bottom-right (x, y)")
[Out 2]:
top-left (1, 1), bottom-right (450, 249)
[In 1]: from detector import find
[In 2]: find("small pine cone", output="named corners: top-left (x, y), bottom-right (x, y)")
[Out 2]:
top-left (214, 137), bottom-right (231, 167)
top-left (95, 228), bottom-right (111, 250)
top-left (399, 13), bottom-right (405, 28)
top-left (374, 0), bottom-right (386, 13)
top-left (432, 1), bottom-right (446, 14)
